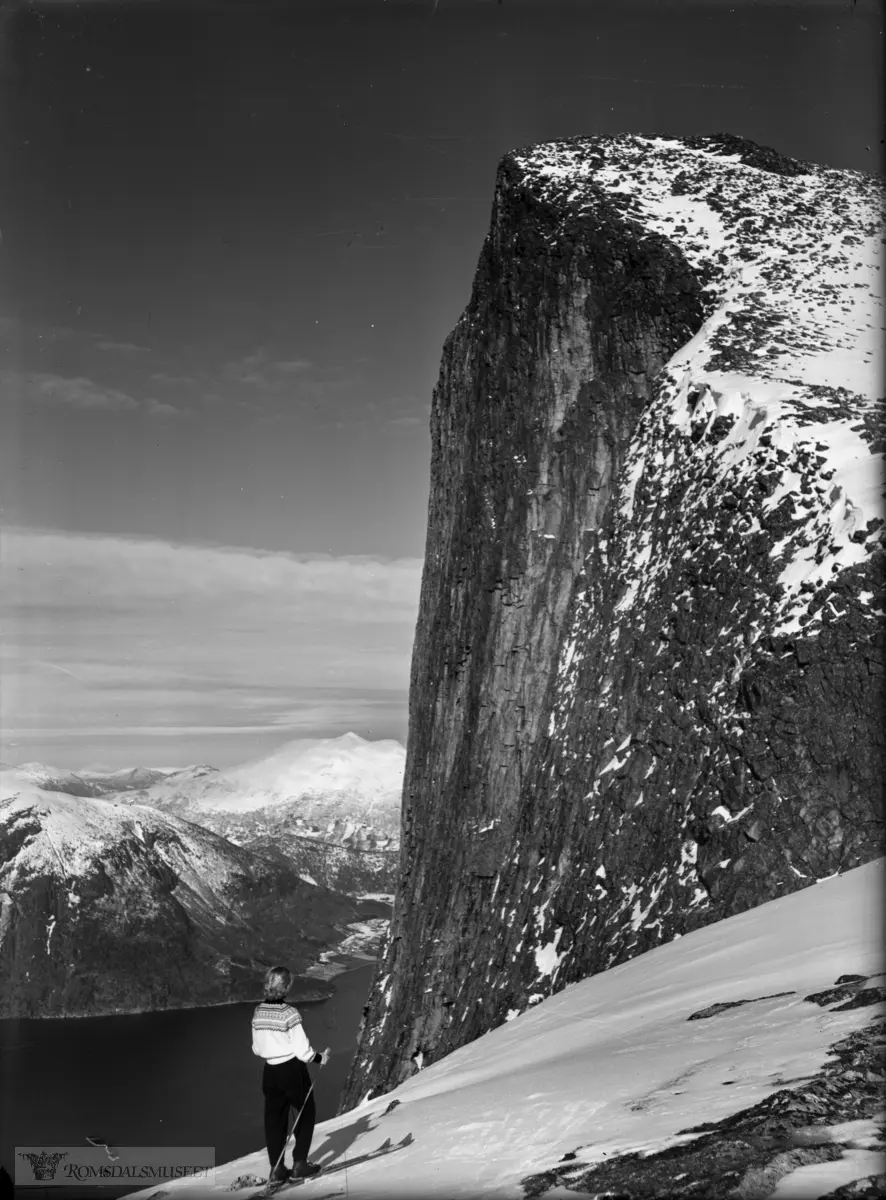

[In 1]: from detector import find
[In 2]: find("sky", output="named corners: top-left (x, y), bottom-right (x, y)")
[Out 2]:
top-left (0, 0), bottom-right (883, 770)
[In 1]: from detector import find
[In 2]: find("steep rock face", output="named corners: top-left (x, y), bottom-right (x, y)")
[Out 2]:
top-left (342, 135), bottom-right (885, 1108)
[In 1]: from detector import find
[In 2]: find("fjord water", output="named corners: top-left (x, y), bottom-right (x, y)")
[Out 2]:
top-left (0, 962), bottom-right (375, 1192)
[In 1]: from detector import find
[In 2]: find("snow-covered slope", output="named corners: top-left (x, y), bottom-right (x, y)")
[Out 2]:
top-left (0, 761), bottom-right (131, 798)
top-left (228, 732), bottom-right (405, 811)
top-left (77, 765), bottom-right (175, 791)
top-left (127, 858), bottom-right (884, 1200)
top-left (0, 768), bottom-right (359, 1017)
top-left (520, 134), bottom-right (884, 641)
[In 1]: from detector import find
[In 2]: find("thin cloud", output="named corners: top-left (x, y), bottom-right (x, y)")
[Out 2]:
top-left (388, 414), bottom-right (426, 427)
top-left (2, 527), bottom-right (422, 611)
top-left (95, 339), bottom-right (151, 354)
top-left (386, 400), bottom-right (432, 428)
top-left (295, 374), bottom-right (362, 409)
top-left (5, 707), bottom-right (402, 740)
top-left (32, 661), bottom-right (88, 683)
top-left (151, 371), bottom-right (198, 386)
top-left (6, 724), bottom-right (312, 738)
top-left (147, 399), bottom-right (181, 418)
top-left (222, 349), bottom-right (319, 390)
top-left (1, 369), bottom-right (139, 411)
top-left (215, 349), bottom-right (360, 416)
top-left (222, 349), bottom-right (276, 389)
top-left (273, 359), bottom-right (314, 373)
top-left (0, 316), bottom-right (77, 351)
top-left (2, 527), bottom-right (422, 751)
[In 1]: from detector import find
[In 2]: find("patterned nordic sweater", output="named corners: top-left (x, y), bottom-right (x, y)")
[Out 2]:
top-left (251, 1001), bottom-right (322, 1066)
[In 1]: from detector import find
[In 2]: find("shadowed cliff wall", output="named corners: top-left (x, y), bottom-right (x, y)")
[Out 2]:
top-left (341, 135), bottom-right (885, 1108)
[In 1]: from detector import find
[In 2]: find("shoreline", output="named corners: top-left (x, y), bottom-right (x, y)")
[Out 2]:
top-left (0, 957), bottom-right (381, 1023)
top-left (1, 915), bottom-right (389, 1022)
top-left (304, 914), bottom-right (388, 983)
top-left (305, 950), bottom-right (379, 986)
top-left (0, 980), bottom-right (337, 1022)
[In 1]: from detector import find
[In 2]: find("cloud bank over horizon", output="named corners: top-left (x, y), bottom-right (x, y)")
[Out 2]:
top-left (1, 526), bottom-right (421, 769)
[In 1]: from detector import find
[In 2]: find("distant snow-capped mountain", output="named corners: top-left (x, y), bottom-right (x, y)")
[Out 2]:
top-left (113, 732), bottom-right (404, 851)
top-left (0, 767), bottom-right (361, 1018)
top-left (1, 762), bottom-right (177, 798)
top-left (129, 734), bottom-right (404, 894)
top-left (4, 733), bottom-right (405, 896)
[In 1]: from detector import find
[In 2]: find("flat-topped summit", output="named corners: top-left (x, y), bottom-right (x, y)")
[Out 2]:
top-left (342, 135), bottom-right (884, 1106)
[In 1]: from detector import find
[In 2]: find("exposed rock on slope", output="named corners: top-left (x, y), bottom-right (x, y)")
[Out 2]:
top-left (342, 134), bottom-right (885, 1107)
top-left (0, 771), bottom-right (360, 1017)
top-left (521, 985), bottom-right (886, 1200)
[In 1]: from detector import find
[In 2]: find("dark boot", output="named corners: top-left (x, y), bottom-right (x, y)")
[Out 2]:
top-left (293, 1161), bottom-right (321, 1178)
top-left (270, 1164), bottom-right (292, 1183)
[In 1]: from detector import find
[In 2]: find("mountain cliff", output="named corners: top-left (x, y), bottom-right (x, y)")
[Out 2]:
top-left (0, 769), bottom-right (361, 1017)
top-left (341, 134), bottom-right (885, 1108)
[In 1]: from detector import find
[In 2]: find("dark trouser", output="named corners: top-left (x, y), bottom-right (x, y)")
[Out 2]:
top-left (262, 1056), bottom-right (316, 1169)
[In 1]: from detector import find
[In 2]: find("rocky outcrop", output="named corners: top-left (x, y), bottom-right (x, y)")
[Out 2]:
top-left (341, 134), bottom-right (885, 1108)
top-left (521, 976), bottom-right (886, 1200)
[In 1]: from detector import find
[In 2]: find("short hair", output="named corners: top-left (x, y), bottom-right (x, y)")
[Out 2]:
top-left (264, 966), bottom-right (292, 1001)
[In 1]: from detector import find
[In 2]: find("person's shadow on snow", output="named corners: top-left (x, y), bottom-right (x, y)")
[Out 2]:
top-left (312, 1113), bottom-right (414, 1173)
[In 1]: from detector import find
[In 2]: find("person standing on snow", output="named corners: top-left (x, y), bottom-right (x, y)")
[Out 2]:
top-left (252, 966), bottom-right (331, 1185)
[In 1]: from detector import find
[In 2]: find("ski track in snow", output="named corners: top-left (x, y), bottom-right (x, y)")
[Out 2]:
top-left (126, 859), bottom-right (884, 1200)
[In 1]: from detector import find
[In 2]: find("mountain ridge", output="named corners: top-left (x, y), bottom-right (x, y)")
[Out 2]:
top-left (0, 769), bottom-right (363, 1018)
top-left (122, 735), bottom-right (404, 873)
top-left (0, 733), bottom-right (407, 1016)
top-left (342, 133), bottom-right (884, 1107)
top-left (4, 734), bottom-right (405, 880)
